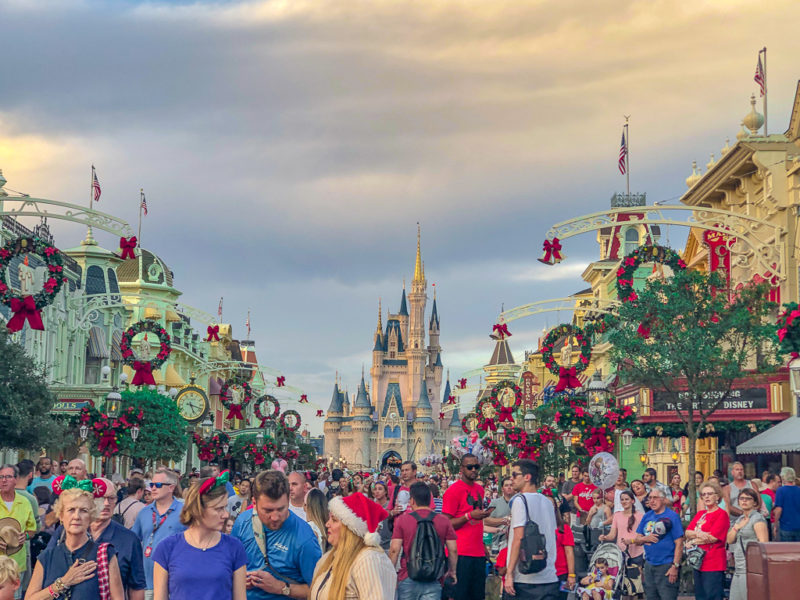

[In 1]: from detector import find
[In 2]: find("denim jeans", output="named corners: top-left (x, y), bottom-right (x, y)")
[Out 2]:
top-left (693, 569), bottom-right (724, 600)
top-left (779, 529), bottom-right (800, 542)
top-left (398, 577), bottom-right (442, 600)
top-left (643, 562), bottom-right (679, 600)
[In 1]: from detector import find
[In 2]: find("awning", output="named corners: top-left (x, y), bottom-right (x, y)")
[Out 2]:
top-left (110, 330), bottom-right (123, 361)
top-left (165, 309), bottom-right (181, 322)
top-left (143, 304), bottom-right (162, 320)
top-left (736, 417), bottom-right (800, 454)
top-left (154, 364), bottom-right (187, 388)
top-left (87, 326), bottom-right (110, 359)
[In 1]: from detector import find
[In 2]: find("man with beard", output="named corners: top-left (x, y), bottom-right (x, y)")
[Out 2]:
top-left (26, 458), bottom-right (56, 494)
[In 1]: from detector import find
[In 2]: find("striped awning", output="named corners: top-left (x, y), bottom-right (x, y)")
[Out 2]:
top-left (110, 330), bottom-right (123, 361)
top-left (87, 326), bottom-right (110, 359)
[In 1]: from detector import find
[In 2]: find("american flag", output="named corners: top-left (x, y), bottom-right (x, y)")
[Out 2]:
top-left (618, 130), bottom-right (628, 174)
top-left (246, 311), bottom-right (251, 338)
top-left (754, 54), bottom-right (765, 97)
top-left (218, 297), bottom-right (224, 320)
top-left (140, 190), bottom-right (148, 216)
top-left (91, 166), bottom-right (101, 202)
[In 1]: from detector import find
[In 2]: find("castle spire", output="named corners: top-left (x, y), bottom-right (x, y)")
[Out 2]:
top-left (414, 223), bottom-right (424, 283)
top-left (376, 298), bottom-right (382, 332)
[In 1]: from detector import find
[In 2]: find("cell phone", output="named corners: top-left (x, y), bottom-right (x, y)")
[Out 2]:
top-left (486, 505), bottom-right (496, 513)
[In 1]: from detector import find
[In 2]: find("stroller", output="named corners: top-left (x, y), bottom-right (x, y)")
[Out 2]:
top-left (579, 543), bottom-right (627, 599)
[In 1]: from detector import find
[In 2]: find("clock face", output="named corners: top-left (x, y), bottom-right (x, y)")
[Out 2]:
top-left (176, 387), bottom-right (209, 423)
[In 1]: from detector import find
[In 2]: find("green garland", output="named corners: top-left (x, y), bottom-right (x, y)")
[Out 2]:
top-left (616, 245), bottom-right (686, 303)
top-left (541, 324), bottom-right (592, 375)
top-left (635, 420), bottom-right (774, 439)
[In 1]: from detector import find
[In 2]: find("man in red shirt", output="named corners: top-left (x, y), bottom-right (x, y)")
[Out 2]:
top-left (572, 469), bottom-right (598, 522)
top-left (389, 482), bottom-right (458, 599)
top-left (442, 453), bottom-right (494, 600)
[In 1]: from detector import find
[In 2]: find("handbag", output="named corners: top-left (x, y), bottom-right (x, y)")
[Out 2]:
top-left (685, 544), bottom-right (706, 570)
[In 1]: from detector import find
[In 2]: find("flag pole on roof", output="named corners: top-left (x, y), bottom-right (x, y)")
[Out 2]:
top-left (618, 117), bottom-right (630, 194)
top-left (755, 47), bottom-right (767, 135)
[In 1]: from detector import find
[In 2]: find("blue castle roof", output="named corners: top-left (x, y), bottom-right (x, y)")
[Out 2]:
top-left (399, 288), bottom-right (408, 316)
top-left (381, 382), bottom-right (404, 418)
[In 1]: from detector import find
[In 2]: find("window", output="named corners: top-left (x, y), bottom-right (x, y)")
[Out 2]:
top-left (107, 268), bottom-right (120, 294)
top-left (624, 228), bottom-right (640, 255)
top-left (85, 266), bottom-right (106, 295)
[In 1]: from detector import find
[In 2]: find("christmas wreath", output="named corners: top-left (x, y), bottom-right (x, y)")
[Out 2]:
top-left (777, 302), bottom-right (800, 358)
top-left (192, 431), bottom-right (230, 462)
top-left (616, 245), bottom-right (686, 303)
top-left (279, 409), bottom-right (301, 433)
top-left (461, 412), bottom-right (479, 435)
top-left (489, 380), bottom-right (522, 423)
top-left (253, 395), bottom-right (280, 427)
top-left (475, 397), bottom-right (498, 432)
top-left (75, 405), bottom-right (144, 458)
top-left (0, 236), bottom-right (66, 332)
top-left (220, 379), bottom-right (253, 420)
top-left (120, 320), bottom-right (172, 386)
top-left (541, 323), bottom-right (592, 391)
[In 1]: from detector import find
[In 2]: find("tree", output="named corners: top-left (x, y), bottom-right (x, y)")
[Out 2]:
top-left (0, 326), bottom-right (71, 450)
top-left (120, 388), bottom-right (188, 465)
top-left (607, 268), bottom-right (777, 514)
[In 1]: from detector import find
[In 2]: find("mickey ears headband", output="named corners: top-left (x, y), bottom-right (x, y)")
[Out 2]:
top-left (52, 475), bottom-right (108, 499)
top-left (198, 469), bottom-right (230, 496)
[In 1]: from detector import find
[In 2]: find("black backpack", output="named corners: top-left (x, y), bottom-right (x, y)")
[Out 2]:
top-left (406, 511), bottom-right (447, 583)
top-left (511, 494), bottom-right (548, 574)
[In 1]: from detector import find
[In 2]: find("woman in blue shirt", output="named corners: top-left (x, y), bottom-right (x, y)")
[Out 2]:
top-left (153, 472), bottom-right (247, 600)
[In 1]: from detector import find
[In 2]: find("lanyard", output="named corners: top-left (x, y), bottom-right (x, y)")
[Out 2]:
top-left (148, 507), bottom-right (173, 545)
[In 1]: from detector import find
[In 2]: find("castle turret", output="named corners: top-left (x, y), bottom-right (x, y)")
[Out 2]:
top-left (413, 376), bottom-right (435, 460)
top-left (398, 285), bottom-right (409, 344)
top-left (427, 290), bottom-right (443, 427)
top-left (351, 370), bottom-right (374, 468)
top-left (323, 382), bottom-right (344, 461)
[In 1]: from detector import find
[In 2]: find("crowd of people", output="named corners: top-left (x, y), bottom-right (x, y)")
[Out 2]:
top-left (0, 454), bottom-right (799, 600)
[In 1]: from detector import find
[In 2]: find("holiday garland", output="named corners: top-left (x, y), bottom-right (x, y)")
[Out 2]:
top-left (0, 236), bottom-right (66, 332)
top-left (481, 437), bottom-right (509, 467)
top-left (120, 320), bottom-right (172, 386)
top-left (253, 394), bottom-right (280, 427)
top-left (616, 245), bottom-right (686, 303)
top-left (776, 302), bottom-right (800, 357)
top-left (279, 409), bottom-right (301, 433)
top-left (192, 431), bottom-right (230, 462)
top-left (220, 379), bottom-right (253, 420)
top-left (239, 440), bottom-right (277, 465)
top-left (75, 405), bottom-right (145, 458)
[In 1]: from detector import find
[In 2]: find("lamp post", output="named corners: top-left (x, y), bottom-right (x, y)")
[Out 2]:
top-left (523, 410), bottom-right (536, 434)
top-left (79, 424), bottom-right (89, 442)
top-left (585, 370), bottom-right (609, 416)
top-left (639, 449), bottom-right (649, 467)
top-left (621, 428), bottom-right (634, 448)
top-left (105, 388), bottom-right (122, 418)
top-left (561, 430), bottom-right (572, 448)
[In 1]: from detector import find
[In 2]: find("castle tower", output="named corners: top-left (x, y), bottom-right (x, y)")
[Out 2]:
top-left (323, 382), bottom-right (343, 462)
top-left (413, 376), bottom-right (435, 460)
top-left (427, 290), bottom-right (443, 427)
top-left (406, 225), bottom-right (428, 413)
top-left (398, 285), bottom-right (409, 345)
top-left (351, 370), bottom-right (374, 468)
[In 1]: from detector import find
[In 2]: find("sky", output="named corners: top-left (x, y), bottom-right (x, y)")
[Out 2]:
top-left (2, 0), bottom-right (800, 434)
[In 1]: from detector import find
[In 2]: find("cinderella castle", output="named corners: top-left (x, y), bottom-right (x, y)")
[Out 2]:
top-left (324, 230), bottom-right (462, 469)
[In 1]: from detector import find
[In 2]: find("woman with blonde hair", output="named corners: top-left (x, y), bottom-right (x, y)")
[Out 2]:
top-left (305, 488), bottom-right (330, 552)
top-left (152, 471), bottom-right (247, 600)
top-left (26, 481), bottom-right (124, 600)
top-left (309, 493), bottom-right (396, 599)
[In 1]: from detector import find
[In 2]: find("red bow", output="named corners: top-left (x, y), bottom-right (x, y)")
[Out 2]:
top-left (554, 367), bottom-right (581, 392)
top-left (459, 378), bottom-right (467, 389)
top-left (478, 418), bottom-right (497, 432)
top-left (119, 237), bottom-right (138, 260)
top-left (497, 406), bottom-right (515, 423)
top-left (492, 323), bottom-right (512, 339)
top-left (447, 395), bottom-right (456, 404)
top-left (97, 430), bottom-right (119, 456)
top-left (7, 295), bottom-right (44, 332)
top-left (131, 361), bottom-right (156, 386)
top-left (538, 237), bottom-right (563, 264)
top-left (206, 325), bottom-right (220, 342)
top-left (226, 404), bottom-right (244, 420)
top-left (439, 412), bottom-right (445, 420)
top-left (276, 376), bottom-right (285, 387)
top-left (637, 322), bottom-right (651, 339)
top-left (299, 394), bottom-right (308, 403)
top-left (316, 410), bottom-right (324, 417)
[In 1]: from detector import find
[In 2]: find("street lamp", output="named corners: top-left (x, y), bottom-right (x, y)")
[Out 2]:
top-left (496, 427), bottom-right (506, 445)
top-left (523, 410), bottom-right (537, 433)
top-left (639, 449), bottom-right (649, 466)
top-left (671, 450), bottom-right (680, 464)
top-left (105, 388), bottom-right (122, 418)
top-left (621, 428), bottom-right (634, 448)
top-left (200, 415), bottom-right (214, 439)
top-left (130, 424), bottom-right (140, 442)
top-left (585, 370), bottom-right (609, 415)
top-left (79, 424), bottom-right (89, 441)
top-left (561, 430), bottom-right (572, 448)
top-left (222, 443), bottom-right (229, 455)
top-left (547, 441), bottom-right (555, 455)
top-left (256, 431), bottom-right (265, 446)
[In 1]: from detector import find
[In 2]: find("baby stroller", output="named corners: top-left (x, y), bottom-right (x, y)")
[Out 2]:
top-left (580, 542), bottom-right (626, 600)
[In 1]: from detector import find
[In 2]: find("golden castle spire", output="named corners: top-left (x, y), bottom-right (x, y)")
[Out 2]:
top-left (414, 223), bottom-right (424, 283)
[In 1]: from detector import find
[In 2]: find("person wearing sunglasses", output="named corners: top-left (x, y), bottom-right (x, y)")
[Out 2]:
top-left (442, 454), bottom-right (494, 600)
top-left (132, 469), bottom-right (186, 600)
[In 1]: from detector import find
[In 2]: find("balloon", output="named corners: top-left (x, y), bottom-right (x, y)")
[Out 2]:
top-left (588, 452), bottom-right (619, 489)
top-left (271, 458), bottom-right (288, 473)
top-left (468, 431), bottom-right (479, 445)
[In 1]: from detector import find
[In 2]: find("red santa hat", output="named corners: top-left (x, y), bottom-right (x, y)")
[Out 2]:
top-left (328, 493), bottom-right (388, 547)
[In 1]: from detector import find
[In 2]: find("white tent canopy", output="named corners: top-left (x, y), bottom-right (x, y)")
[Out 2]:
top-left (736, 417), bottom-right (800, 454)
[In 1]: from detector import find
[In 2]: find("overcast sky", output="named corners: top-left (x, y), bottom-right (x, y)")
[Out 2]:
top-left (2, 0), bottom-right (799, 434)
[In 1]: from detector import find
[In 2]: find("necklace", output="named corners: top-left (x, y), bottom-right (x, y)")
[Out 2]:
top-left (187, 530), bottom-right (217, 551)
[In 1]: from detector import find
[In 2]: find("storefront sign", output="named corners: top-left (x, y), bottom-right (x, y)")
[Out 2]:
top-left (652, 387), bottom-right (768, 413)
top-left (51, 399), bottom-right (94, 414)
top-left (521, 371), bottom-right (538, 409)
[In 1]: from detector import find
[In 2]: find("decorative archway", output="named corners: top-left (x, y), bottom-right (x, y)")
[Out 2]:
top-left (380, 450), bottom-right (402, 470)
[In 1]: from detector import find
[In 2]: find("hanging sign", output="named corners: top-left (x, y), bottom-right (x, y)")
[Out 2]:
top-left (521, 371), bottom-right (538, 410)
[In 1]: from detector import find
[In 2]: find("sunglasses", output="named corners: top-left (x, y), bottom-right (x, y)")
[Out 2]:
top-left (511, 472), bottom-right (522, 478)
top-left (464, 464), bottom-right (480, 471)
top-left (149, 482), bottom-right (173, 489)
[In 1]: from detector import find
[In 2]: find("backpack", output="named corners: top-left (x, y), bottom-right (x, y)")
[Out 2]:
top-left (406, 511), bottom-right (447, 583)
top-left (511, 494), bottom-right (548, 574)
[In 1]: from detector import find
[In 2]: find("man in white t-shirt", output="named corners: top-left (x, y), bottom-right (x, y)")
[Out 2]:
top-left (288, 471), bottom-right (307, 520)
top-left (504, 458), bottom-right (560, 599)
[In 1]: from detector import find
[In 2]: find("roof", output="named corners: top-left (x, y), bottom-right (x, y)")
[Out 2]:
top-left (429, 297), bottom-right (439, 329)
top-left (434, 352), bottom-right (443, 367)
top-left (383, 319), bottom-right (405, 352)
top-left (381, 382), bottom-right (404, 418)
top-left (442, 379), bottom-right (451, 403)
top-left (117, 249), bottom-right (174, 287)
top-left (399, 288), bottom-right (408, 316)
top-left (449, 406), bottom-right (460, 426)
top-left (354, 375), bottom-right (372, 409)
top-left (417, 380), bottom-right (431, 411)
top-left (373, 333), bottom-right (383, 352)
top-left (489, 339), bottom-right (515, 366)
top-left (736, 417), bottom-right (800, 454)
top-left (327, 383), bottom-right (343, 413)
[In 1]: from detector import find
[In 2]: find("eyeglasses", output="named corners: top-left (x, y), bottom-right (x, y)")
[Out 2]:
top-left (149, 482), bottom-right (173, 489)
top-left (511, 472), bottom-right (522, 478)
top-left (101, 496), bottom-right (117, 503)
top-left (464, 465), bottom-right (480, 471)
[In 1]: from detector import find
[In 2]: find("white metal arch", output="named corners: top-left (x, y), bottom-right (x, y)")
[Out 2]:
top-left (1, 196), bottom-right (135, 238)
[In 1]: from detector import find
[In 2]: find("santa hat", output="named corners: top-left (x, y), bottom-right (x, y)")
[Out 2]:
top-left (328, 493), bottom-right (388, 547)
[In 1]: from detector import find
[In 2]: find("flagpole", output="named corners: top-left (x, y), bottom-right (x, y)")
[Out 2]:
top-left (761, 47), bottom-right (768, 135)
top-left (138, 189), bottom-right (143, 246)
top-left (625, 117), bottom-right (630, 195)
top-left (90, 166), bottom-right (95, 212)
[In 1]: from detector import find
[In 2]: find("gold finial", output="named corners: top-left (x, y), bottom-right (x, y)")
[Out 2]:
top-left (414, 223), bottom-right (423, 282)
top-left (377, 298), bottom-right (383, 331)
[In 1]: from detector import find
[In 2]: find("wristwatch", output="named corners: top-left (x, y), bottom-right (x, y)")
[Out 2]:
top-left (671, 562), bottom-right (680, 569)
top-left (281, 583), bottom-right (291, 596)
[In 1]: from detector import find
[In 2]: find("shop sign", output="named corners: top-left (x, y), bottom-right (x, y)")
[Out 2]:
top-left (652, 387), bottom-right (768, 413)
top-left (521, 371), bottom-right (538, 409)
top-left (51, 399), bottom-right (94, 414)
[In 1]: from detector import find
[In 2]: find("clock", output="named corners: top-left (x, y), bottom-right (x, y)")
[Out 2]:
top-left (175, 386), bottom-right (209, 423)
